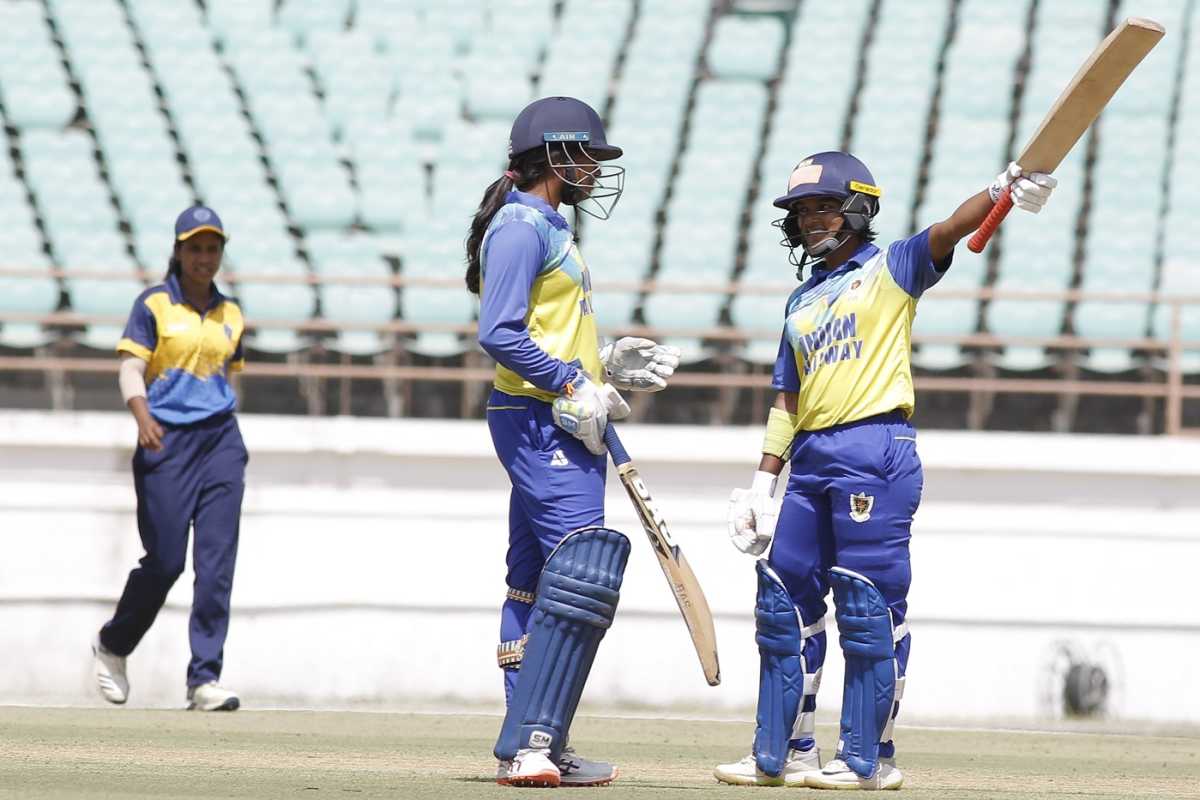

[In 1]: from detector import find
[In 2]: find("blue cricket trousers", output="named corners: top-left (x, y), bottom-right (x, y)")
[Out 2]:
top-left (767, 411), bottom-right (922, 726)
top-left (485, 389), bottom-right (607, 701)
top-left (100, 412), bottom-right (247, 687)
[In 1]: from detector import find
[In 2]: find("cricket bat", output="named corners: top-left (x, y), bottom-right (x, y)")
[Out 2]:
top-left (603, 425), bottom-right (721, 686)
top-left (968, 16), bottom-right (1166, 253)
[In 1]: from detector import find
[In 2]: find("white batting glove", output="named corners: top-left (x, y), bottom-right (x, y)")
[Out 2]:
top-left (988, 162), bottom-right (1057, 214)
top-left (727, 470), bottom-right (780, 556)
top-left (551, 371), bottom-right (630, 455)
top-left (599, 337), bottom-right (682, 392)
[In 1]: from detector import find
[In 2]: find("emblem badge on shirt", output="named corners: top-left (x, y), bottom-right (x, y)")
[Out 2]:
top-left (550, 449), bottom-right (569, 467)
top-left (849, 492), bottom-right (874, 523)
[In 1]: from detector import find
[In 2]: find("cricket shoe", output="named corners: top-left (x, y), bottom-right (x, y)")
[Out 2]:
top-left (186, 681), bottom-right (240, 711)
top-left (557, 747), bottom-right (618, 786)
top-left (806, 757), bottom-right (903, 790)
top-left (496, 747), bottom-right (560, 787)
top-left (91, 636), bottom-right (128, 705)
top-left (714, 746), bottom-right (822, 786)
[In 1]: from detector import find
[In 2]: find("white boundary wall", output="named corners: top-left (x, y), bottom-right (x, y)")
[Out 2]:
top-left (2, 410), bottom-right (1199, 724)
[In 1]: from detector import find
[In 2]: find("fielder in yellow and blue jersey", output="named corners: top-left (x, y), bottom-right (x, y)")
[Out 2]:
top-left (716, 151), bottom-right (1058, 790)
top-left (93, 206), bottom-right (248, 713)
top-left (464, 97), bottom-right (680, 788)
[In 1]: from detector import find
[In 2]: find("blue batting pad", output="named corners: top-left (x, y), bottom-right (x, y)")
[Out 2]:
top-left (830, 566), bottom-right (897, 779)
top-left (494, 527), bottom-right (630, 761)
top-left (752, 560), bottom-right (805, 777)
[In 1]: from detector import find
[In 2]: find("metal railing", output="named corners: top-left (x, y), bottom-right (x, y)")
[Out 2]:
top-left (1, 269), bottom-right (1197, 434)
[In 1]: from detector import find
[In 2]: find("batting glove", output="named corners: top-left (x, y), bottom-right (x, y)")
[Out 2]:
top-left (599, 337), bottom-right (682, 392)
top-left (727, 470), bottom-right (780, 556)
top-left (988, 161), bottom-right (1058, 214)
top-left (552, 371), bottom-right (631, 455)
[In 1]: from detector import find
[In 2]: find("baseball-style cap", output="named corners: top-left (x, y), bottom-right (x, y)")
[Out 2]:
top-left (508, 96), bottom-right (622, 160)
top-left (175, 206), bottom-right (227, 241)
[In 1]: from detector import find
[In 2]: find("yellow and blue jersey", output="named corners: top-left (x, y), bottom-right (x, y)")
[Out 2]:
top-left (477, 191), bottom-right (601, 402)
top-left (772, 227), bottom-right (951, 431)
top-left (117, 274), bottom-right (245, 425)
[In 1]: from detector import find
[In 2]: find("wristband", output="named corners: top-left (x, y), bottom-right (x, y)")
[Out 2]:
top-left (762, 406), bottom-right (799, 458)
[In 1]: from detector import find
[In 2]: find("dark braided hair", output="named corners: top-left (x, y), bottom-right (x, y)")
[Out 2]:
top-left (464, 148), bottom-right (555, 295)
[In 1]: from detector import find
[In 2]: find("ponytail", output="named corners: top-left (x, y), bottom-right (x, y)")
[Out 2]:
top-left (464, 148), bottom-right (554, 295)
top-left (465, 175), bottom-right (514, 294)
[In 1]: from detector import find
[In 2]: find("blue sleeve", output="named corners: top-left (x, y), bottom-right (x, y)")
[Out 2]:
top-left (476, 221), bottom-right (576, 393)
top-left (770, 329), bottom-right (800, 392)
top-left (886, 226), bottom-right (954, 299)
top-left (117, 291), bottom-right (157, 359)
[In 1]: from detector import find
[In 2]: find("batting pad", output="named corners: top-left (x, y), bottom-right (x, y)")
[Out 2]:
top-left (494, 526), bottom-right (630, 761)
top-left (753, 560), bottom-right (819, 777)
top-left (830, 566), bottom-right (897, 780)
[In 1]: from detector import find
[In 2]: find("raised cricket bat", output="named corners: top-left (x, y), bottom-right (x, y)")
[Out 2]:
top-left (603, 425), bottom-right (720, 686)
top-left (968, 16), bottom-right (1165, 253)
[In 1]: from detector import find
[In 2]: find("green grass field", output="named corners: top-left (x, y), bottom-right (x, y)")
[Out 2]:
top-left (1, 707), bottom-right (1197, 799)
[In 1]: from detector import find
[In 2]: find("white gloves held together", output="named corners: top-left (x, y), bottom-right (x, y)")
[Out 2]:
top-left (600, 337), bottom-right (681, 393)
top-left (727, 470), bottom-right (780, 556)
top-left (551, 371), bottom-right (630, 455)
top-left (988, 162), bottom-right (1057, 214)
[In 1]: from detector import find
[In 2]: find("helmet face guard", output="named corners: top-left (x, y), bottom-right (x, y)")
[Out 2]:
top-left (543, 133), bottom-right (625, 221)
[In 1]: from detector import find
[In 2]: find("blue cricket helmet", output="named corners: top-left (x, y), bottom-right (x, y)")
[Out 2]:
top-left (773, 151), bottom-right (881, 214)
top-left (508, 96), bottom-right (622, 160)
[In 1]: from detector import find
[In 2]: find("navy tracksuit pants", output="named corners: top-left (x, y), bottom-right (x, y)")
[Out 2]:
top-left (100, 412), bottom-right (247, 687)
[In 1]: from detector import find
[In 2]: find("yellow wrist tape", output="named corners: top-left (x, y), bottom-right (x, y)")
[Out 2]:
top-left (762, 407), bottom-right (799, 458)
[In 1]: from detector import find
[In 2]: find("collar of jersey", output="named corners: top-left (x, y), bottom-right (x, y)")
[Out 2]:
top-left (166, 273), bottom-right (225, 312)
top-left (805, 241), bottom-right (880, 290)
top-left (506, 190), bottom-right (570, 231)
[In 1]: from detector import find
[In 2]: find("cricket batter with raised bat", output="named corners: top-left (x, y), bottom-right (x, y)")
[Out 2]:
top-left (465, 96), bottom-right (680, 788)
top-left (713, 151), bottom-right (1055, 790)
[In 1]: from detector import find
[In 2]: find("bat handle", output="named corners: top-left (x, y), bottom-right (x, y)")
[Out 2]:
top-left (967, 187), bottom-right (1014, 253)
top-left (603, 424), bottom-right (631, 467)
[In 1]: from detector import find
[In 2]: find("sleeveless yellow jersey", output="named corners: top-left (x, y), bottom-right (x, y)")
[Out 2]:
top-left (478, 192), bottom-right (602, 402)
top-left (772, 228), bottom-right (950, 431)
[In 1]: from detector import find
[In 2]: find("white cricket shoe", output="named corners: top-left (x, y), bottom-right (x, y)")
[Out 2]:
top-left (186, 681), bottom-right (240, 711)
top-left (806, 756), bottom-right (903, 790)
top-left (714, 746), bottom-right (822, 787)
top-left (557, 747), bottom-right (618, 786)
top-left (496, 747), bottom-right (560, 787)
top-left (91, 637), bottom-right (128, 705)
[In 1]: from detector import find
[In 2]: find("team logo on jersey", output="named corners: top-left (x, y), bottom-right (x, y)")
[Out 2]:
top-left (550, 449), bottom-right (569, 467)
top-left (849, 492), bottom-right (874, 523)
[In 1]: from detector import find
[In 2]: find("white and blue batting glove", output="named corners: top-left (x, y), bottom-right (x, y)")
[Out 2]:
top-left (728, 471), bottom-right (780, 556)
top-left (552, 371), bottom-right (631, 455)
top-left (599, 337), bottom-right (682, 393)
top-left (988, 161), bottom-right (1057, 214)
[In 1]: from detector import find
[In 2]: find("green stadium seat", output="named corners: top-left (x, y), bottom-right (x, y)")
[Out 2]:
top-left (0, 276), bottom-right (59, 315)
top-left (64, 278), bottom-right (145, 318)
top-left (75, 324), bottom-right (125, 352)
top-left (591, 291), bottom-right (639, 335)
top-left (707, 16), bottom-right (784, 80)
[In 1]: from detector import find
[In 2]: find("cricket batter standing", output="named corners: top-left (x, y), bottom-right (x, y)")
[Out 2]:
top-left (465, 96), bottom-right (680, 788)
top-left (714, 152), bottom-right (1056, 789)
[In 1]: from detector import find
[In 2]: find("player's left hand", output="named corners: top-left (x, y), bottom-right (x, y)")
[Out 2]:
top-left (727, 471), bottom-right (780, 556)
top-left (988, 162), bottom-right (1057, 214)
top-left (599, 337), bottom-right (681, 392)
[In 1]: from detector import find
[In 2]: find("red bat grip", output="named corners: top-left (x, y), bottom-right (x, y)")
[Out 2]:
top-left (968, 187), bottom-right (1014, 253)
